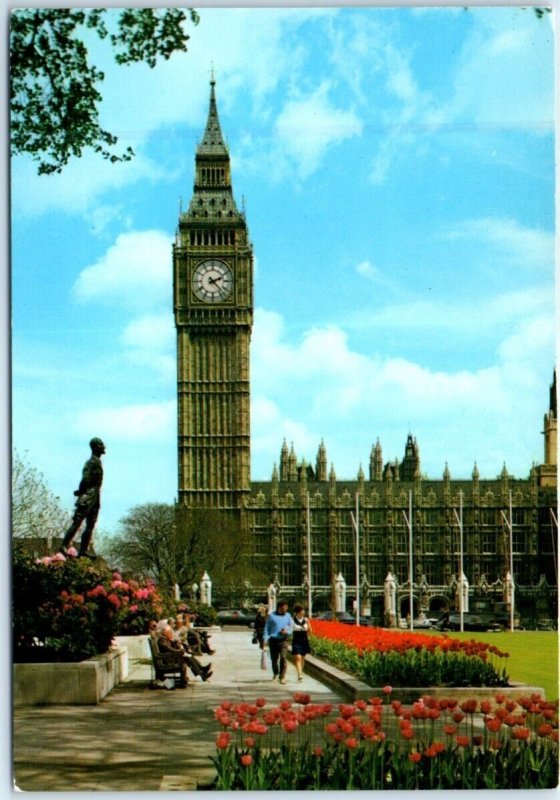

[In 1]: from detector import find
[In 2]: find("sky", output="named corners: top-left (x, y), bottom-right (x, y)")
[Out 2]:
top-left (10, 3), bottom-right (556, 536)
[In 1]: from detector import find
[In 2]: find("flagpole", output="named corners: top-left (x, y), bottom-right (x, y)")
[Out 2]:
top-left (350, 493), bottom-right (360, 625)
top-left (306, 491), bottom-right (312, 617)
top-left (452, 491), bottom-right (464, 632)
top-left (409, 490), bottom-right (413, 631)
top-left (509, 490), bottom-right (514, 633)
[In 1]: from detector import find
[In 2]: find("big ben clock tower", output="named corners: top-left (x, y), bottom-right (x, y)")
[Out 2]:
top-left (173, 78), bottom-right (253, 510)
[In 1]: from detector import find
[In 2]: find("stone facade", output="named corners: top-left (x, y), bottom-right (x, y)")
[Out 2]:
top-left (175, 81), bottom-right (557, 625)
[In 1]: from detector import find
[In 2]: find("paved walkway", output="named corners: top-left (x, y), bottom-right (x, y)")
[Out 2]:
top-left (13, 628), bottom-right (345, 792)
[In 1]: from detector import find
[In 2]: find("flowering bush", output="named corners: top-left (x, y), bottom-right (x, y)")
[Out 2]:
top-left (13, 544), bottom-right (167, 662)
top-left (211, 690), bottom-right (558, 789)
top-left (176, 601), bottom-right (217, 627)
top-left (309, 621), bottom-right (509, 688)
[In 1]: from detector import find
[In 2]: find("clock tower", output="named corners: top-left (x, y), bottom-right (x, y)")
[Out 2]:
top-left (173, 78), bottom-right (253, 510)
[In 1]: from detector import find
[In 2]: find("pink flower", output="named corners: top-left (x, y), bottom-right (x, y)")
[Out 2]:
top-left (382, 685), bottom-right (393, 695)
top-left (52, 552), bottom-right (66, 562)
top-left (129, 604), bottom-right (138, 613)
top-left (87, 585), bottom-right (107, 598)
top-left (66, 547), bottom-right (78, 557)
top-left (107, 593), bottom-right (121, 609)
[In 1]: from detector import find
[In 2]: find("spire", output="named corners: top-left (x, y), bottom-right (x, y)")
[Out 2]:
top-left (197, 76), bottom-right (228, 156)
top-left (316, 439), bottom-right (327, 481)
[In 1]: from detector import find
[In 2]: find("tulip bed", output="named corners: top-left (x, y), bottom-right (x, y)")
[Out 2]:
top-left (211, 691), bottom-right (559, 789)
top-left (309, 620), bottom-right (510, 687)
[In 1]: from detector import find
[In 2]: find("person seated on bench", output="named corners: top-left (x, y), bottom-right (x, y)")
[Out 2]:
top-left (158, 625), bottom-right (213, 682)
top-left (175, 613), bottom-right (215, 656)
top-left (156, 625), bottom-right (189, 687)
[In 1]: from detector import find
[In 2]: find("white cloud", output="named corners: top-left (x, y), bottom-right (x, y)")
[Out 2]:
top-left (74, 400), bottom-right (176, 443)
top-left (122, 312), bottom-right (175, 352)
top-left (250, 305), bottom-right (552, 480)
top-left (121, 312), bottom-right (176, 380)
top-left (443, 218), bottom-right (554, 272)
top-left (72, 230), bottom-right (172, 310)
top-left (275, 82), bottom-right (363, 179)
top-left (11, 150), bottom-right (172, 220)
top-left (445, 8), bottom-right (554, 131)
top-left (350, 284), bottom-right (553, 336)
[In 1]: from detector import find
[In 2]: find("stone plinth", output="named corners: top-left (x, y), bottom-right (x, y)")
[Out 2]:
top-left (13, 646), bottom-right (127, 706)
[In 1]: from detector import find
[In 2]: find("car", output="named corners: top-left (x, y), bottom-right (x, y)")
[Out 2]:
top-left (216, 609), bottom-right (255, 627)
top-left (314, 611), bottom-right (374, 626)
top-left (432, 612), bottom-right (502, 632)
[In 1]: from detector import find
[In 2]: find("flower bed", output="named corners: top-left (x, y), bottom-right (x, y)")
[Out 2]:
top-left (211, 691), bottom-right (559, 789)
top-left (309, 620), bottom-right (509, 688)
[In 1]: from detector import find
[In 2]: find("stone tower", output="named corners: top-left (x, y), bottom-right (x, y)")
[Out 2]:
top-left (538, 370), bottom-right (557, 487)
top-left (173, 78), bottom-right (253, 509)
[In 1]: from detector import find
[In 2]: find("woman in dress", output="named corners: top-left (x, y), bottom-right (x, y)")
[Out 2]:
top-left (291, 603), bottom-right (311, 681)
top-left (254, 605), bottom-right (267, 648)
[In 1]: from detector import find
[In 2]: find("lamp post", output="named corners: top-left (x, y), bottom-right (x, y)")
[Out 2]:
top-left (452, 490), bottom-right (465, 632)
top-left (402, 490), bottom-right (414, 630)
top-left (350, 492), bottom-right (360, 625)
top-left (500, 490), bottom-right (515, 632)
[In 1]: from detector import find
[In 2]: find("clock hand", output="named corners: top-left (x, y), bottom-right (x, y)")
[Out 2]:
top-left (208, 275), bottom-right (223, 286)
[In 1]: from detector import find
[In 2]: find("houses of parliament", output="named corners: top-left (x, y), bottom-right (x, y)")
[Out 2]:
top-left (173, 79), bottom-right (557, 626)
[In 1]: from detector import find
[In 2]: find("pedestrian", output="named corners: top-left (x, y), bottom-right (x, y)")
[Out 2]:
top-left (291, 604), bottom-right (312, 682)
top-left (253, 605), bottom-right (267, 648)
top-left (263, 598), bottom-right (293, 684)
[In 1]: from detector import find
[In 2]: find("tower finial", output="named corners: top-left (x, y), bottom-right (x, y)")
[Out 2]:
top-left (210, 62), bottom-right (216, 85)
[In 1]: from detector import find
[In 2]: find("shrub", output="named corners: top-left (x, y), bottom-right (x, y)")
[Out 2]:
top-left (177, 602), bottom-right (217, 627)
top-left (12, 544), bottom-right (167, 662)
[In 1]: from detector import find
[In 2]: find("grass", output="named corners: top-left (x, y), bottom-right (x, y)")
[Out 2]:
top-left (429, 630), bottom-right (559, 702)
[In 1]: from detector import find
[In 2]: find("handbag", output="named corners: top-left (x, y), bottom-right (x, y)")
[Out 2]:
top-left (260, 648), bottom-right (269, 670)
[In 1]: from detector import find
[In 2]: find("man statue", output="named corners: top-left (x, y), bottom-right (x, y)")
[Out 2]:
top-left (60, 437), bottom-right (106, 558)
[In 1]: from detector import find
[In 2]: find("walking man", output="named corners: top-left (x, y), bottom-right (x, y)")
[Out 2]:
top-left (263, 598), bottom-right (293, 684)
top-left (60, 437), bottom-right (105, 558)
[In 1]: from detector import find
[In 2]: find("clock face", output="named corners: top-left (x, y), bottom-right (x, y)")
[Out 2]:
top-left (192, 259), bottom-right (233, 302)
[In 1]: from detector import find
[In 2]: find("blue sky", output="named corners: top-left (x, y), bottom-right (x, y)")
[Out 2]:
top-left (11, 4), bottom-right (556, 535)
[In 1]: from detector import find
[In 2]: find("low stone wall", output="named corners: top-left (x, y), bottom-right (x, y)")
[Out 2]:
top-left (114, 634), bottom-right (150, 661)
top-left (301, 654), bottom-right (546, 702)
top-left (13, 646), bottom-right (128, 706)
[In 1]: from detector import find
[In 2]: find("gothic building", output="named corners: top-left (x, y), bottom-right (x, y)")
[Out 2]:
top-left (174, 80), bottom-right (558, 625)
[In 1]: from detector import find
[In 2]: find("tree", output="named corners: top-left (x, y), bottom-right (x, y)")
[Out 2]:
top-left (108, 503), bottom-right (268, 604)
top-left (10, 8), bottom-right (199, 174)
top-left (105, 503), bottom-right (179, 591)
top-left (12, 450), bottom-right (68, 546)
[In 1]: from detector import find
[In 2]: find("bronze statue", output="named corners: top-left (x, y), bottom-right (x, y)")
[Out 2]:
top-left (60, 437), bottom-right (106, 558)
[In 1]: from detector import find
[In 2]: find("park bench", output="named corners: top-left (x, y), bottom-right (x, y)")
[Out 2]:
top-left (148, 636), bottom-right (184, 685)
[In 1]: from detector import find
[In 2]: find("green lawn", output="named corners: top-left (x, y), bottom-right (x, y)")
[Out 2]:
top-left (433, 630), bottom-right (559, 701)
